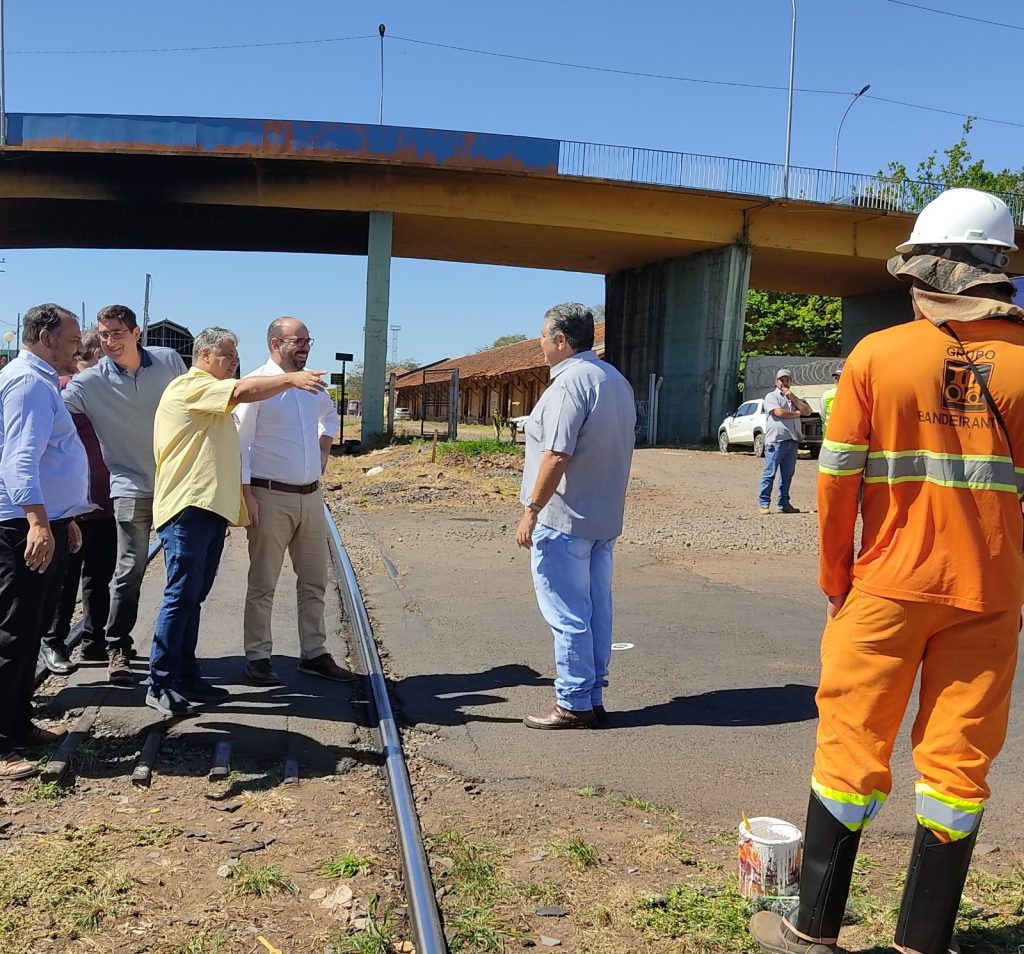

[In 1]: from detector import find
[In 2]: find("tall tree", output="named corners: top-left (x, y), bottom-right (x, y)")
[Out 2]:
top-left (878, 118), bottom-right (1024, 210)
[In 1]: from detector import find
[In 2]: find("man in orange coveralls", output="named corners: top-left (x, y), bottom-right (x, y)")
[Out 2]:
top-left (750, 187), bottom-right (1024, 954)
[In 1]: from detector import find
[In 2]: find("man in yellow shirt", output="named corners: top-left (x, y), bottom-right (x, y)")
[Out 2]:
top-left (148, 327), bottom-right (326, 716)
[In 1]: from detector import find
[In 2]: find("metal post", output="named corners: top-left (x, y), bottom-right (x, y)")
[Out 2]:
top-left (142, 273), bottom-right (151, 345)
top-left (783, 0), bottom-right (796, 198)
top-left (0, 0), bottom-right (7, 147)
top-left (832, 84), bottom-right (870, 201)
top-left (378, 24), bottom-right (386, 125)
top-left (340, 361), bottom-right (346, 445)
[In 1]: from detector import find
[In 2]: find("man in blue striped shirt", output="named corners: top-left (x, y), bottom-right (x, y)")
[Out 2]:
top-left (0, 304), bottom-right (92, 779)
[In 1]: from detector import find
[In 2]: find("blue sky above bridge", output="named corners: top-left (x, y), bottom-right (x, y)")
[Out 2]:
top-left (1, 0), bottom-right (1021, 370)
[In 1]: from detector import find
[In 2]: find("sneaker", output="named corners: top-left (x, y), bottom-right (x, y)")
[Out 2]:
top-left (108, 649), bottom-right (134, 685)
top-left (145, 687), bottom-right (192, 716)
top-left (779, 505), bottom-right (802, 514)
top-left (0, 752), bottom-right (37, 780)
top-left (245, 658), bottom-right (282, 686)
top-left (297, 653), bottom-right (355, 682)
top-left (178, 680), bottom-right (230, 705)
top-left (78, 641), bottom-right (109, 662)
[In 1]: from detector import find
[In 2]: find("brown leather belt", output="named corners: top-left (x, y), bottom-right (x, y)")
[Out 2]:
top-left (251, 478), bottom-right (320, 495)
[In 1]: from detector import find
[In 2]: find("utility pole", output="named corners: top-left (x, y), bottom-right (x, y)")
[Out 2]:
top-left (378, 24), bottom-right (385, 124)
top-left (0, 0), bottom-right (8, 147)
top-left (142, 273), bottom-right (151, 345)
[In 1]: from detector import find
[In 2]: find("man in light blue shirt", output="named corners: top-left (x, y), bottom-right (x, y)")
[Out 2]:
top-left (63, 305), bottom-right (186, 683)
top-left (516, 303), bottom-right (635, 730)
top-left (757, 368), bottom-right (811, 515)
top-left (0, 304), bottom-right (91, 779)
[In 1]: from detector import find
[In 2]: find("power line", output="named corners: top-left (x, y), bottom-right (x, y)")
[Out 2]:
top-left (884, 0), bottom-right (1024, 32)
top-left (9, 33), bottom-right (375, 55)
top-left (389, 34), bottom-right (847, 96)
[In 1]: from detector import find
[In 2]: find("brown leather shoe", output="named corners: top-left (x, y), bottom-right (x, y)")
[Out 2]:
top-left (108, 649), bottom-right (134, 685)
top-left (524, 702), bottom-right (597, 730)
top-left (0, 752), bottom-right (38, 779)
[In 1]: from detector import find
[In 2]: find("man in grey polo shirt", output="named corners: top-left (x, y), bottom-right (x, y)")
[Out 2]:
top-left (63, 305), bottom-right (186, 684)
top-left (757, 368), bottom-right (811, 515)
top-left (516, 302), bottom-right (635, 730)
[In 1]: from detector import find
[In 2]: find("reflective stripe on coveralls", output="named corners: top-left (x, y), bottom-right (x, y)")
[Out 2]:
top-left (915, 782), bottom-right (984, 841)
top-left (810, 777), bottom-right (887, 831)
top-left (817, 439), bottom-right (868, 477)
top-left (862, 450), bottom-right (1024, 496)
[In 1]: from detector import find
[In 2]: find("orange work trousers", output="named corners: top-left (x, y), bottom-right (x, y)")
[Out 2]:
top-left (813, 587), bottom-right (1020, 812)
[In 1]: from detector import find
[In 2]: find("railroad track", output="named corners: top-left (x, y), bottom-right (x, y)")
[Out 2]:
top-left (31, 507), bottom-right (448, 953)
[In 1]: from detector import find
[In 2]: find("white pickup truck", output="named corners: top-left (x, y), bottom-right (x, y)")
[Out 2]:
top-left (717, 397), bottom-right (823, 458)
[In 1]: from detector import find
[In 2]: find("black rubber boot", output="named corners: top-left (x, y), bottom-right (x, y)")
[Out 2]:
top-left (789, 792), bottom-right (863, 940)
top-left (749, 793), bottom-right (862, 954)
top-left (894, 823), bottom-right (978, 954)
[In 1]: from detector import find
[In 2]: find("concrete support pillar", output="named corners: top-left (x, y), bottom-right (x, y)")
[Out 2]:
top-left (841, 289), bottom-right (912, 354)
top-left (606, 244), bottom-right (751, 444)
top-left (361, 211), bottom-right (393, 442)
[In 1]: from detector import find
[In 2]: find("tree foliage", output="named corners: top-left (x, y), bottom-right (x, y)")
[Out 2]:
top-left (476, 334), bottom-right (528, 352)
top-left (741, 291), bottom-right (841, 381)
top-left (877, 118), bottom-right (1024, 210)
top-left (342, 358), bottom-right (420, 400)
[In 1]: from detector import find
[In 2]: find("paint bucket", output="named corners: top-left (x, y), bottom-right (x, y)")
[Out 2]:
top-left (738, 817), bottom-right (802, 899)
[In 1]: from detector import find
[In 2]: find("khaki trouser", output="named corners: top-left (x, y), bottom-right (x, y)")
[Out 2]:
top-left (813, 586), bottom-right (1020, 836)
top-left (243, 485), bottom-right (329, 662)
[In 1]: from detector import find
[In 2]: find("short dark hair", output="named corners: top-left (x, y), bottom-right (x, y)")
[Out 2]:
top-left (23, 303), bottom-right (77, 344)
top-left (96, 304), bottom-right (138, 330)
top-left (543, 302), bottom-right (595, 353)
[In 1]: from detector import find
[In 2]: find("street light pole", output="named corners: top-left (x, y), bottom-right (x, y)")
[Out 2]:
top-left (783, 0), bottom-right (796, 198)
top-left (832, 83), bottom-right (871, 199)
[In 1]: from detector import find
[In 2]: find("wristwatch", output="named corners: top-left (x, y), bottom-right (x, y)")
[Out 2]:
top-left (526, 497), bottom-right (543, 513)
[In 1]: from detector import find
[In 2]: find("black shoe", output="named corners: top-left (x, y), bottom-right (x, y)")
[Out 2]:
top-left (78, 641), bottom-right (108, 662)
top-left (178, 680), bottom-right (230, 705)
top-left (297, 653), bottom-right (355, 682)
top-left (245, 658), bottom-right (282, 686)
top-left (40, 643), bottom-right (76, 676)
top-left (145, 687), bottom-right (192, 716)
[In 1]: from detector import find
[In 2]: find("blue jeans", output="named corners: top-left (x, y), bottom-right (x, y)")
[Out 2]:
top-left (530, 524), bottom-right (616, 712)
top-left (150, 507), bottom-right (227, 693)
top-left (758, 440), bottom-right (798, 508)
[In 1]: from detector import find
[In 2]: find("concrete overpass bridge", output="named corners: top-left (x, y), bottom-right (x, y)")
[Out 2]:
top-left (3, 111), bottom-right (1022, 442)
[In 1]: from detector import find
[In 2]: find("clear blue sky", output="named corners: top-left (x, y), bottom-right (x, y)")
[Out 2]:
top-left (2, 0), bottom-right (1023, 371)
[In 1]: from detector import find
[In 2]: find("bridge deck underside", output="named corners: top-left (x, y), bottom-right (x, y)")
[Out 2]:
top-left (1, 148), bottom-right (1014, 297)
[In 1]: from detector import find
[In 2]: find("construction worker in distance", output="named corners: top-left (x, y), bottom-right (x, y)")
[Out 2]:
top-left (818, 362), bottom-right (843, 433)
top-left (749, 187), bottom-right (1024, 954)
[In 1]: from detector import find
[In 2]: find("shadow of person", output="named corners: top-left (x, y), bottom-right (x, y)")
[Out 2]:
top-left (393, 663), bottom-right (548, 727)
top-left (611, 684), bottom-right (818, 728)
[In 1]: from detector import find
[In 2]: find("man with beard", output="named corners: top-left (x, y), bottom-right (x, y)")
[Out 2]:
top-left (234, 317), bottom-right (351, 686)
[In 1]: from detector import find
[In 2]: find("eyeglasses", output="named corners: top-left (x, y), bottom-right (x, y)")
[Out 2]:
top-left (278, 337), bottom-right (314, 347)
top-left (97, 329), bottom-right (132, 341)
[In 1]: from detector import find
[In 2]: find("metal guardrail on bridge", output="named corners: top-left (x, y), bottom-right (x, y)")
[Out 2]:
top-left (557, 140), bottom-right (1024, 225)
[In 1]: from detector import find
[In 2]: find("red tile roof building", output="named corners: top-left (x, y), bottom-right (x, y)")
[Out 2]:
top-left (394, 324), bottom-right (606, 423)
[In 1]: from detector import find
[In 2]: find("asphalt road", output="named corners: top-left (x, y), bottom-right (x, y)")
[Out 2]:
top-left (350, 447), bottom-right (1024, 849)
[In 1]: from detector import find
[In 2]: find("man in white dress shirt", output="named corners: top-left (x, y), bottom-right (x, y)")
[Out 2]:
top-left (234, 318), bottom-right (353, 686)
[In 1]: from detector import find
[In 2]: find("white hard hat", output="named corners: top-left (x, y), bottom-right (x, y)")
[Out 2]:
top-left (896, 188), bottom-right (1018, 253)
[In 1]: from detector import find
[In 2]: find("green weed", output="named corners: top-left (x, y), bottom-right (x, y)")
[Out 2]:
top-left (14, 778), bottom-right (73, 803)
top-left (634, 883), bottom-right (757, 952)
top-left (332, 897), bottom-right (398, 954)
top-left (561, 834), bottom-right (599, 869)
top-left (447, 905), bottom-right (508, 952)
top-left (429, 828), bottom-right (503, 902)
top-left (228, 861), bottom-right (298, 898)
top-left (322, 851), bottom-right (374, 879)
top-left (174, 934), bottom-right (228, 954)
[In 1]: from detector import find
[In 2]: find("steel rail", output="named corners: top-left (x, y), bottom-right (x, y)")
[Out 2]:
top-left (34, 537), bottom-right (163, 688)
top-left (323, 503), bottom-right (447, 954)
